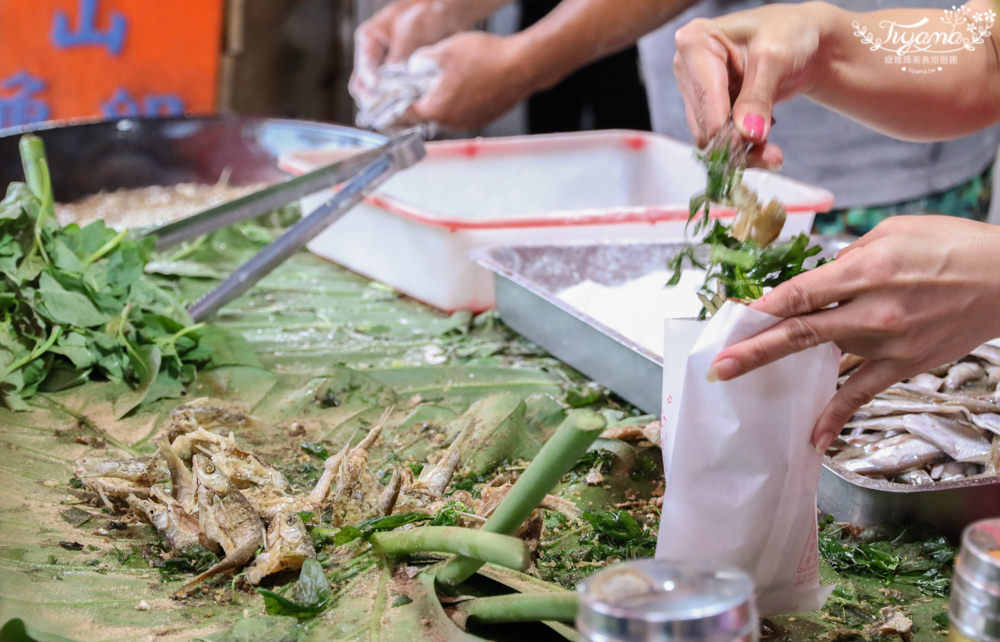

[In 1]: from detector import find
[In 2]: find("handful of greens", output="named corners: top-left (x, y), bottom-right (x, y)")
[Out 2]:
top-left (0, 135), bottom-right (247, 413)
top-left (669, 126), bottom-right (825, 318)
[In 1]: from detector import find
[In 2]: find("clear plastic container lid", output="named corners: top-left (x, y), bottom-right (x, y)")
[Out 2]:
top-left (576, 559), bottom-right (758, 642)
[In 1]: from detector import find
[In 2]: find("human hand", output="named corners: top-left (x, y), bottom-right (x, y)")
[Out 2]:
top-left (706, 216), bottom-right (1000, 450)
top-left (398, 31), bottom-right (534, 130)
top-left (672, 2), bottom-right (839, 169)
top-left (350, 0), bottom-right (488, 103)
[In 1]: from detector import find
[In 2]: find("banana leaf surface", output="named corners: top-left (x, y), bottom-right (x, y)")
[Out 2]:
top-left (0, 222), bottom-right (952, 641)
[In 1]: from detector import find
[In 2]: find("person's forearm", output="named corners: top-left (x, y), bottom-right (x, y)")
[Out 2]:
top-left (507, 0), bottom-right (698, 93)
top-left (807, 0), bottom-right (1000, 140)
top-left (448, 0), bottom-right (517, 29)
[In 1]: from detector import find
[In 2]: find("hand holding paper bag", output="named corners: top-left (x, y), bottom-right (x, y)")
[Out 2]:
top-left (658, 301), bottom-right (840, 616)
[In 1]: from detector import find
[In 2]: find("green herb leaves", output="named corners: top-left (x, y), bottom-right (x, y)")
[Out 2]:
top-left (671, 130), bottom-right (826, 318)
top-left (256, 558), bottom-right (330, 619)
top-left (0, 135), bottom-right (254, 413)
top-left (818, 517), bottom-right (956, 597)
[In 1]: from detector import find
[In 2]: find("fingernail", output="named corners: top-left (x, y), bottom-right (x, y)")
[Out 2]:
top-left (706, 357), bottom-right (739, 382)
top-left (814, 432), bottom-right (835, 455)
top-left (743, 113), bottom-right (765, 139)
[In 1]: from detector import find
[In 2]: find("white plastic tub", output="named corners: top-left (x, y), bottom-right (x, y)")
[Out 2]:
top-left (280, 130), bottom-right (833, 312)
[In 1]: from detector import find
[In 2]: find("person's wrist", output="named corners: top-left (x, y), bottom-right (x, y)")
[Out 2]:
top-left (488, 32), bottom-right (540, 96)
top-left (803, 1), bottom-right (849, 97)
top-left (505, 28), bottom-right (576, 93)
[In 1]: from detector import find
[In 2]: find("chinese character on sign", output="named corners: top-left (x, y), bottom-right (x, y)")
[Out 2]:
top-left (101, 88), bottom-right (186, 118)
top-left (1, 1), bottom-right (220, 127)
top-left (0, 71), bottom-right (51, 129)
top-left (144, 94), bottom-right (185, 116)
top-left (51, 0), bottom-right (129, 56)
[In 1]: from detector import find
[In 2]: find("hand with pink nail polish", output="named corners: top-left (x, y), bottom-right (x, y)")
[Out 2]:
top-left (673, 3), bottom-right (835, 169)
top-left (673, 0), bottom-right (1000, 152)
top-left (708, 216), bottom-right (1000, 450)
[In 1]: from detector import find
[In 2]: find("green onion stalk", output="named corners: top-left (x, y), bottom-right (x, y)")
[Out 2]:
top-left (456, 592), bottom-right (578, 624)
top-left (435, 409), bottom-right (606, 589)
top-left (371, 526), bottom-right (530, 572)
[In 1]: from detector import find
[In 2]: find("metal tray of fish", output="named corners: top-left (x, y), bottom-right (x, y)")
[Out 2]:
top-left (474, 241), bottom-right (1000, 536)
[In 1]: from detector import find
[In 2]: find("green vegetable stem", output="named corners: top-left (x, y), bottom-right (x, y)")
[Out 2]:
top-left (371, 526), bottom-right (530, 572)
top-left (435, 409), bottom-right (606, 589)
top-left (456, 592), bottom-right (578, 624)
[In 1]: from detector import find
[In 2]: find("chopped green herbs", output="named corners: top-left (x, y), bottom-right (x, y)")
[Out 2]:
top-left (670, 133), bottom-right (827, 318)
top-left (299, 442), bottom-right (329, 459)
top-left (154, 544), bottom-right (218, 580)
top-left (579, 509), bottom-right (657, 560)
top-left (817, 517), bottom-right (955, 597)
top-left (329, 512), bottom-right (434, 547)
top-left (687, 140), bottom-right (746, 233)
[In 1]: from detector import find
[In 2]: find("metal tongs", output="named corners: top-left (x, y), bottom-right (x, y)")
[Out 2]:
top-left (140, 128), bottom-right (426, 321)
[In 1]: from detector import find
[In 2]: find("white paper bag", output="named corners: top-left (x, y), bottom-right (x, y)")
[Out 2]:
top-left (657, 301), bottom-right (839, 615)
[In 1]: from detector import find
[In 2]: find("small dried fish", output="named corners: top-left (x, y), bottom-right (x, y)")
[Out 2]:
top-left (834, 434), bottom-right (945, 477)
top-left (900, 414), bottom-right (992, 464)
top-left (930, 462), bottom-right (982, 482)
top-left (967, 412), bottom-right (1000, 437)
top-left (379, 467), bottom-right (403, 516)
top-left (179, 454), bottom-right (265, 595)
top-left (943, 362), bottom-right (986, 392)
top-left (328, 408), bottom-right (393, 526)
top-left (845, 417), bottom-right (908, 433)
top-left (73, 456), bottom-right (167, 508)
top-left (907, 373), bottom-right (943, 394)
top-left (970, 343), bottom-right (1000, 367)
top-left (244, 509), bottom-right (315, 585)
top-left (851, 399), bottom-right (967, 421)
top-left (167, 400), bottom-right (261, 443)
top-left (895, 469), bottom-right (935, 485)
top-left (158, 438), bottom-right (195, 511)
top-left (127, 488), bottom-right (210, 552)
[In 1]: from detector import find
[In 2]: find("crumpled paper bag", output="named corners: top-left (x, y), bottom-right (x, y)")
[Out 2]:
top-left (657, 301), bottom-right (839, 616)
top-left (350, 50), bottom-right (441, 133)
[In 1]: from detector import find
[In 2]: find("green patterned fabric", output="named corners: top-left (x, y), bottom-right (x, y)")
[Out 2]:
top-left (812, 165), bottom-right (993, 237)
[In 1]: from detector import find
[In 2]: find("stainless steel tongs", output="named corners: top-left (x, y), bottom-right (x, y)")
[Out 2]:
top-left (141, 128), bottom-right (426, 321)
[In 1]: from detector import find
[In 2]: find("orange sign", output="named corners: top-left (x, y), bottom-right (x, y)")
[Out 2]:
top-left (0, 0), bottom-right (224, 130)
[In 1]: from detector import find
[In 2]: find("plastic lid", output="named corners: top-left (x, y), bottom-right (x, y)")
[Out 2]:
top-left (576, 559), bottom-right (758, 642)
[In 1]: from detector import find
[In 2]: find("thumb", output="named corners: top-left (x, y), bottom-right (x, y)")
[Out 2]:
top-left (731, 48), bottom-right (783, 142)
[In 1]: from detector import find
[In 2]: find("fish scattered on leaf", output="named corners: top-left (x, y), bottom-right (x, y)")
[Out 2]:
top-left (72, 399), bottom-right (583, 596)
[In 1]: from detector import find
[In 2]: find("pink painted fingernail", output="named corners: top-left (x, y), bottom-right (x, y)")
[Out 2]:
top-left (814, 432), bottom-right (835, 455)
top-left (707, 357), bottom-right (739, 382)
top-left (743, 113), bottom-right (765, 139)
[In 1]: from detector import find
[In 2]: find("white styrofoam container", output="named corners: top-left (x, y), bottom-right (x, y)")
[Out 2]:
top-left (280, 130), bottom-right (834, 312)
